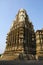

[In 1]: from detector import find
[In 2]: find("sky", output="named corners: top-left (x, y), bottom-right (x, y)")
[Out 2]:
top-left (0, 0), bottom-right (43, 54)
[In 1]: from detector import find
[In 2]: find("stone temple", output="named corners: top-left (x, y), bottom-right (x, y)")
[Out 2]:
top-left (0, 9), bottom-right (43, 60)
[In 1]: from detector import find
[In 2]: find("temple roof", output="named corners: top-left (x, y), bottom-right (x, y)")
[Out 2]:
top-left (19, 8), bottom-right (26, 13)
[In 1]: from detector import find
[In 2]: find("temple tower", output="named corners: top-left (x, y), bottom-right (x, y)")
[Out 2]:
top-left (1, 9), bottom-right (36, 60)
top-left (36, 29), bottom-right (43, 60)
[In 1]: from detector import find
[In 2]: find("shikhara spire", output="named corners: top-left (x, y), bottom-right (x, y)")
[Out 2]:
top-left (0, 9), bottom-right (43, 60)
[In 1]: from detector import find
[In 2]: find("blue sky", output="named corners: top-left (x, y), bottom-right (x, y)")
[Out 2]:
top-left (0, 0), bottom-right (43, 54)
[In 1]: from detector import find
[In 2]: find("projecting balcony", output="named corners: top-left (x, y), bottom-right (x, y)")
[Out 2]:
top-left (39, 51), bottom-right (43, 54)
top-left (19, 35), bottom-right (24, 38)
top-left (19, 31), bottom-right (24, 34)
top-left (19, 27), bottom-right (24, 30)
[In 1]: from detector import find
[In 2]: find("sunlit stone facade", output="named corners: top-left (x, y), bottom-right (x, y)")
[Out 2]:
top-left (36, 29), bottom-right (43, 60)
top-left (1, 9), bottom-right (43, 60)
top-left (1, 9), bottom-right (35, 60)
